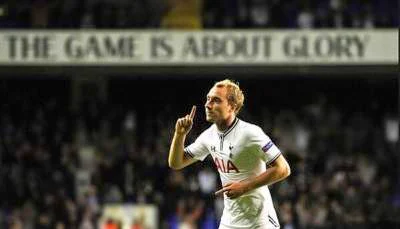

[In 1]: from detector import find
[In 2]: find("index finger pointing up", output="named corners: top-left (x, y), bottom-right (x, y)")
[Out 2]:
top-left (189, 105), bottom-right (196, 120)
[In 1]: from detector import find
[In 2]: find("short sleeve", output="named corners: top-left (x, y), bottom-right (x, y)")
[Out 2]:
top-left (248, 126), bottom-right (281, 165)
top-left (184, 132), bottom-right (210, 161)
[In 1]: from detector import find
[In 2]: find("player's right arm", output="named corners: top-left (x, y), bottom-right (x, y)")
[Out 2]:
top-left (168, 106), bottom-right (198, 170)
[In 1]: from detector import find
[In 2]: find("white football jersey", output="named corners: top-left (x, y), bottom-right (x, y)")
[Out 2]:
top-left (185, 118), bottom-right (282, 228)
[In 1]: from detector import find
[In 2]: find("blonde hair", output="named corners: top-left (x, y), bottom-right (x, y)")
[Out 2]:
top-left (214, 79), bottom-right (244, 114)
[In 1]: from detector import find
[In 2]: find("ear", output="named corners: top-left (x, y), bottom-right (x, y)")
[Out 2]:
top-left (229, 103), bottom-right (237, 113)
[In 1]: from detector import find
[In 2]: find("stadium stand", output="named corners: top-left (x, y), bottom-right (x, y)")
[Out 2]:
top-left (0, 0), bottom-right (398, 28)
top-left (0, 78), bottom-right (398, 228)
top-left (0, 0), bottom-right (398, 228)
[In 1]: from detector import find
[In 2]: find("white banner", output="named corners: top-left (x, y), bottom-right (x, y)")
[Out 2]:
top-left (0, 30), bottom-right (397, 65)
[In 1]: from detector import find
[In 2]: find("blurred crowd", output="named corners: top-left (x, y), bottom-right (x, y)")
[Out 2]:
top-left (0, 78), bottom-right (398, 229)
top-left (0, 0), bottom-right (398, 29)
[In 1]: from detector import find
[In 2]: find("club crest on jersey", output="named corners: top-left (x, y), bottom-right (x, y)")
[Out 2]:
top-left (262, 141), bottom-right (274, 152)
top-left (228, 144), bottom-right (234, 158)
top-left (214, 157), bottom-right (239, 173)
top-left (211, 146), bottom-right (216, 152)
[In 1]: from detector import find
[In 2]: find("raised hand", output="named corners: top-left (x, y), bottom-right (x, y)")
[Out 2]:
top-left (175, 105), bottom-right (196, 135)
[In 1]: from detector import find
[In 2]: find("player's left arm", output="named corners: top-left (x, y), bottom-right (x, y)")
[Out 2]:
top-left (215, 154), bottom-right (290, 199)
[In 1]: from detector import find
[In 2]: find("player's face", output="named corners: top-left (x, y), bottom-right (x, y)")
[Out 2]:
top-left (205, 86), bottom-right (235, 123)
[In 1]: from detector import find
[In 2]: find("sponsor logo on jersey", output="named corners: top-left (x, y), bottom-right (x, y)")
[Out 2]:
top-left (214, 157), bottom-right (239, 173)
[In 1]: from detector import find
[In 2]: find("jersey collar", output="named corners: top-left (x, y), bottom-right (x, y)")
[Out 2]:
top-left (217, 117), bottom-right (239, 137)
